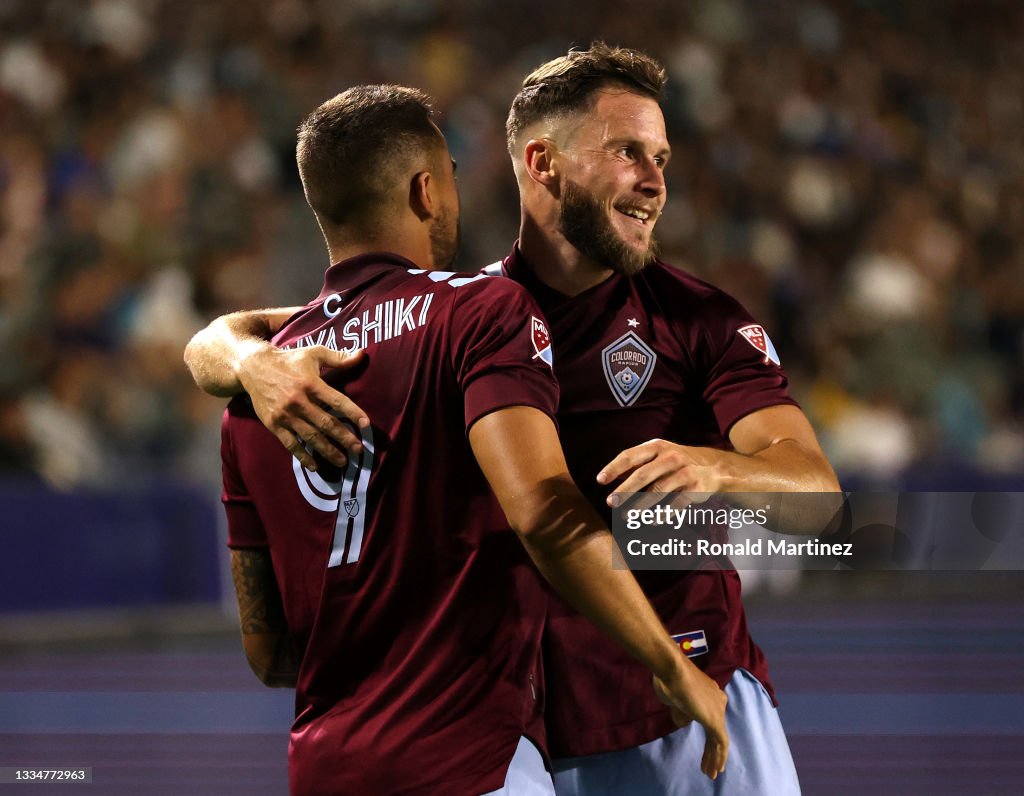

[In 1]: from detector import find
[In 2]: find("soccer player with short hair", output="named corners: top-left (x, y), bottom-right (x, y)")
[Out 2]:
top-left (495, 44), bottom-right (837, 796)
top-left (188, 44), bottom-right (839, 795)
top-left (208, 83), bottom-right (728, 796)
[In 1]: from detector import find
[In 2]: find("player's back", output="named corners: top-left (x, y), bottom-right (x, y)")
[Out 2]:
top-left (221, 252), bottom-right (559, 795)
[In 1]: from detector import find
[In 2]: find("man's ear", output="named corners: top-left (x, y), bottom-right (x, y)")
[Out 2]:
top-left (523, 139), bottom-right (560, 188)
top-left (410, 171), bottom-right (435, 221)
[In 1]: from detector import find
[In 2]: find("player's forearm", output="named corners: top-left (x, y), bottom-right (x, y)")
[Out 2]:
top-left (242, 632), bottom-right (300, 688)
top-left (718, 438), bottom-right (839, 494)
top-left (514, 479), bottom-right (686, 683)
top-left (231, 549), bottom-right (299, 688)
top-left (184, 310), bottom-right (291, 397)
top-left (717, 440), bottom-right (842, 532)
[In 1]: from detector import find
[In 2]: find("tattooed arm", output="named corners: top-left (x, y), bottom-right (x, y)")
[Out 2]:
top-left (230, 549), bottom-right (300, 688)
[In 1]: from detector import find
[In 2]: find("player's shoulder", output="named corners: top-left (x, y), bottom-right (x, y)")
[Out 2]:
top-left (640, 260), bottom-right (750, 323)
top-left (398, 267), bottom-right (542, 332)
top-left (433, 267), bottom-right (539, 310)
top-left (402, 266), bottom-right (523, 299)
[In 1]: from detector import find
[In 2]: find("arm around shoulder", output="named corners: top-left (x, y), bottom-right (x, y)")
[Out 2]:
top-left (184, 308), bottom-right (298, 397)
top-left (184, 307), bottom-right (370, 470)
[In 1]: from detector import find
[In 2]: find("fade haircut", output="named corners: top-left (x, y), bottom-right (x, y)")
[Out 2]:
top-left (297, 85), bottom-right (441, 226)
top-left (505, 42), bottom-right (667, 154)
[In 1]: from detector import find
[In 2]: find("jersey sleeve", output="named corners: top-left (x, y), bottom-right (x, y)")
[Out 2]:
top-left (448, 278), bottom-right (560, 433)
top-left (221, 401), bottom-right (269, 549)
top-left (701, 294), bottom-right (799, 435)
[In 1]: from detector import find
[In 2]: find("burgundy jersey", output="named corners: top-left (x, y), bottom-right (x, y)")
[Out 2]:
top-left (221, 253), bottom-right (559, 795)
top-left (493, 245), bottom-right (798, 758)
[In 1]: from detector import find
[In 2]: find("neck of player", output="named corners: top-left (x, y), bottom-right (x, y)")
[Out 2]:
top-left (518, 215), bottom-right (614, 297)
top-left (322, 221), bottom-right (437, 271)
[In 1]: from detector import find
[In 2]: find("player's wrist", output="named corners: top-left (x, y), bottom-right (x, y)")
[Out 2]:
top-left (235, 341), bottom-right (278, 390)
top-left (708, 449), bottom-right (744, 492)
top-left (650, 638), bottom-right (688, 684)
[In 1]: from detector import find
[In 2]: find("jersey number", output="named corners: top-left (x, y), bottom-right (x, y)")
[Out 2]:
top-left (291, 423), bottom-right (375, 567)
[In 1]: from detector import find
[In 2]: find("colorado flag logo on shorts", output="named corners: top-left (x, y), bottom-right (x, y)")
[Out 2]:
top-left (531, 316), bottom-right (553, 368)
top-left (671, 630), bottom-right (709, 658)
top-left (737, 324), bottom-right (781, 366)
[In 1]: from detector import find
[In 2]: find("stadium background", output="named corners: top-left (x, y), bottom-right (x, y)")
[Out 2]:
top-left (1, 0), bottom-right (1021, 793)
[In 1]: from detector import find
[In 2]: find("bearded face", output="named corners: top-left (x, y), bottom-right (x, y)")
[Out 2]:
top-left (559, 179), bottom-right (658, 277)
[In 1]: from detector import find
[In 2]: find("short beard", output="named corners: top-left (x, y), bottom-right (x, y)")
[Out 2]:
top-left (559, 180), bottom-right (657, 277)
top-left (429, 206), bottom-right (460, 270)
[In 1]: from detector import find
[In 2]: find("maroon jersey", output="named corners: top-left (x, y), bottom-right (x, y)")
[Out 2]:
top-left (493, 245), bottom-right (798, 758)
top-left (221, 253), bottom-right (559, 795)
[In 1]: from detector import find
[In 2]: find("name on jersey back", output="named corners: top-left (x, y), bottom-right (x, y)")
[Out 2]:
top-left (285, 292), bottom-right (435, 354)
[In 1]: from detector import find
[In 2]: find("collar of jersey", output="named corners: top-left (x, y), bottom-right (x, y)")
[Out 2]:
top-left (318, 251), bottom-right (422, 299)
top-left (503, 242), bottom-right (626, 311)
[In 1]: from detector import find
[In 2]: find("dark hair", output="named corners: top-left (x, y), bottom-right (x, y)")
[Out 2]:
top-left (506, 42), bottom-right (667, 154)
top-left (297, 85), bottom-right (440, 226)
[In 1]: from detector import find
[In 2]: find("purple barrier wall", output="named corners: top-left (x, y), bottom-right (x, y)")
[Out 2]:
top-left (0, 481), bottom-right (222, 612)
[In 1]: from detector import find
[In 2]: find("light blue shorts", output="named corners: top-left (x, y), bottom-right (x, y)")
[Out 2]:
top-left (483, 735), bottom-right (556, 796)
top-left (551, 669), bottom-right (800, 796)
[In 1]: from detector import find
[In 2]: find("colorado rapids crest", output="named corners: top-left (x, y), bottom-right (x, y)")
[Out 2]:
top-left (601, 331), bottom-right (657, 407)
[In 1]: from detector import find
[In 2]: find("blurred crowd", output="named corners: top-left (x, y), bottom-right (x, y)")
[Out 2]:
top-left (0, 0), bottom-right (1021, 490)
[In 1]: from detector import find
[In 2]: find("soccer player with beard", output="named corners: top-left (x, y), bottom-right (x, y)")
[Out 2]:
top-left (187, 45), bottom-right (838, 795)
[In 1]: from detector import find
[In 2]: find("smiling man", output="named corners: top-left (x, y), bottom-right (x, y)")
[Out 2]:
top-left (507, 76), bottom-right (669, 287)
top-left (492, 47), bottom-right (836, 796)
top-left (186, 44), bottom-right (838, 795)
